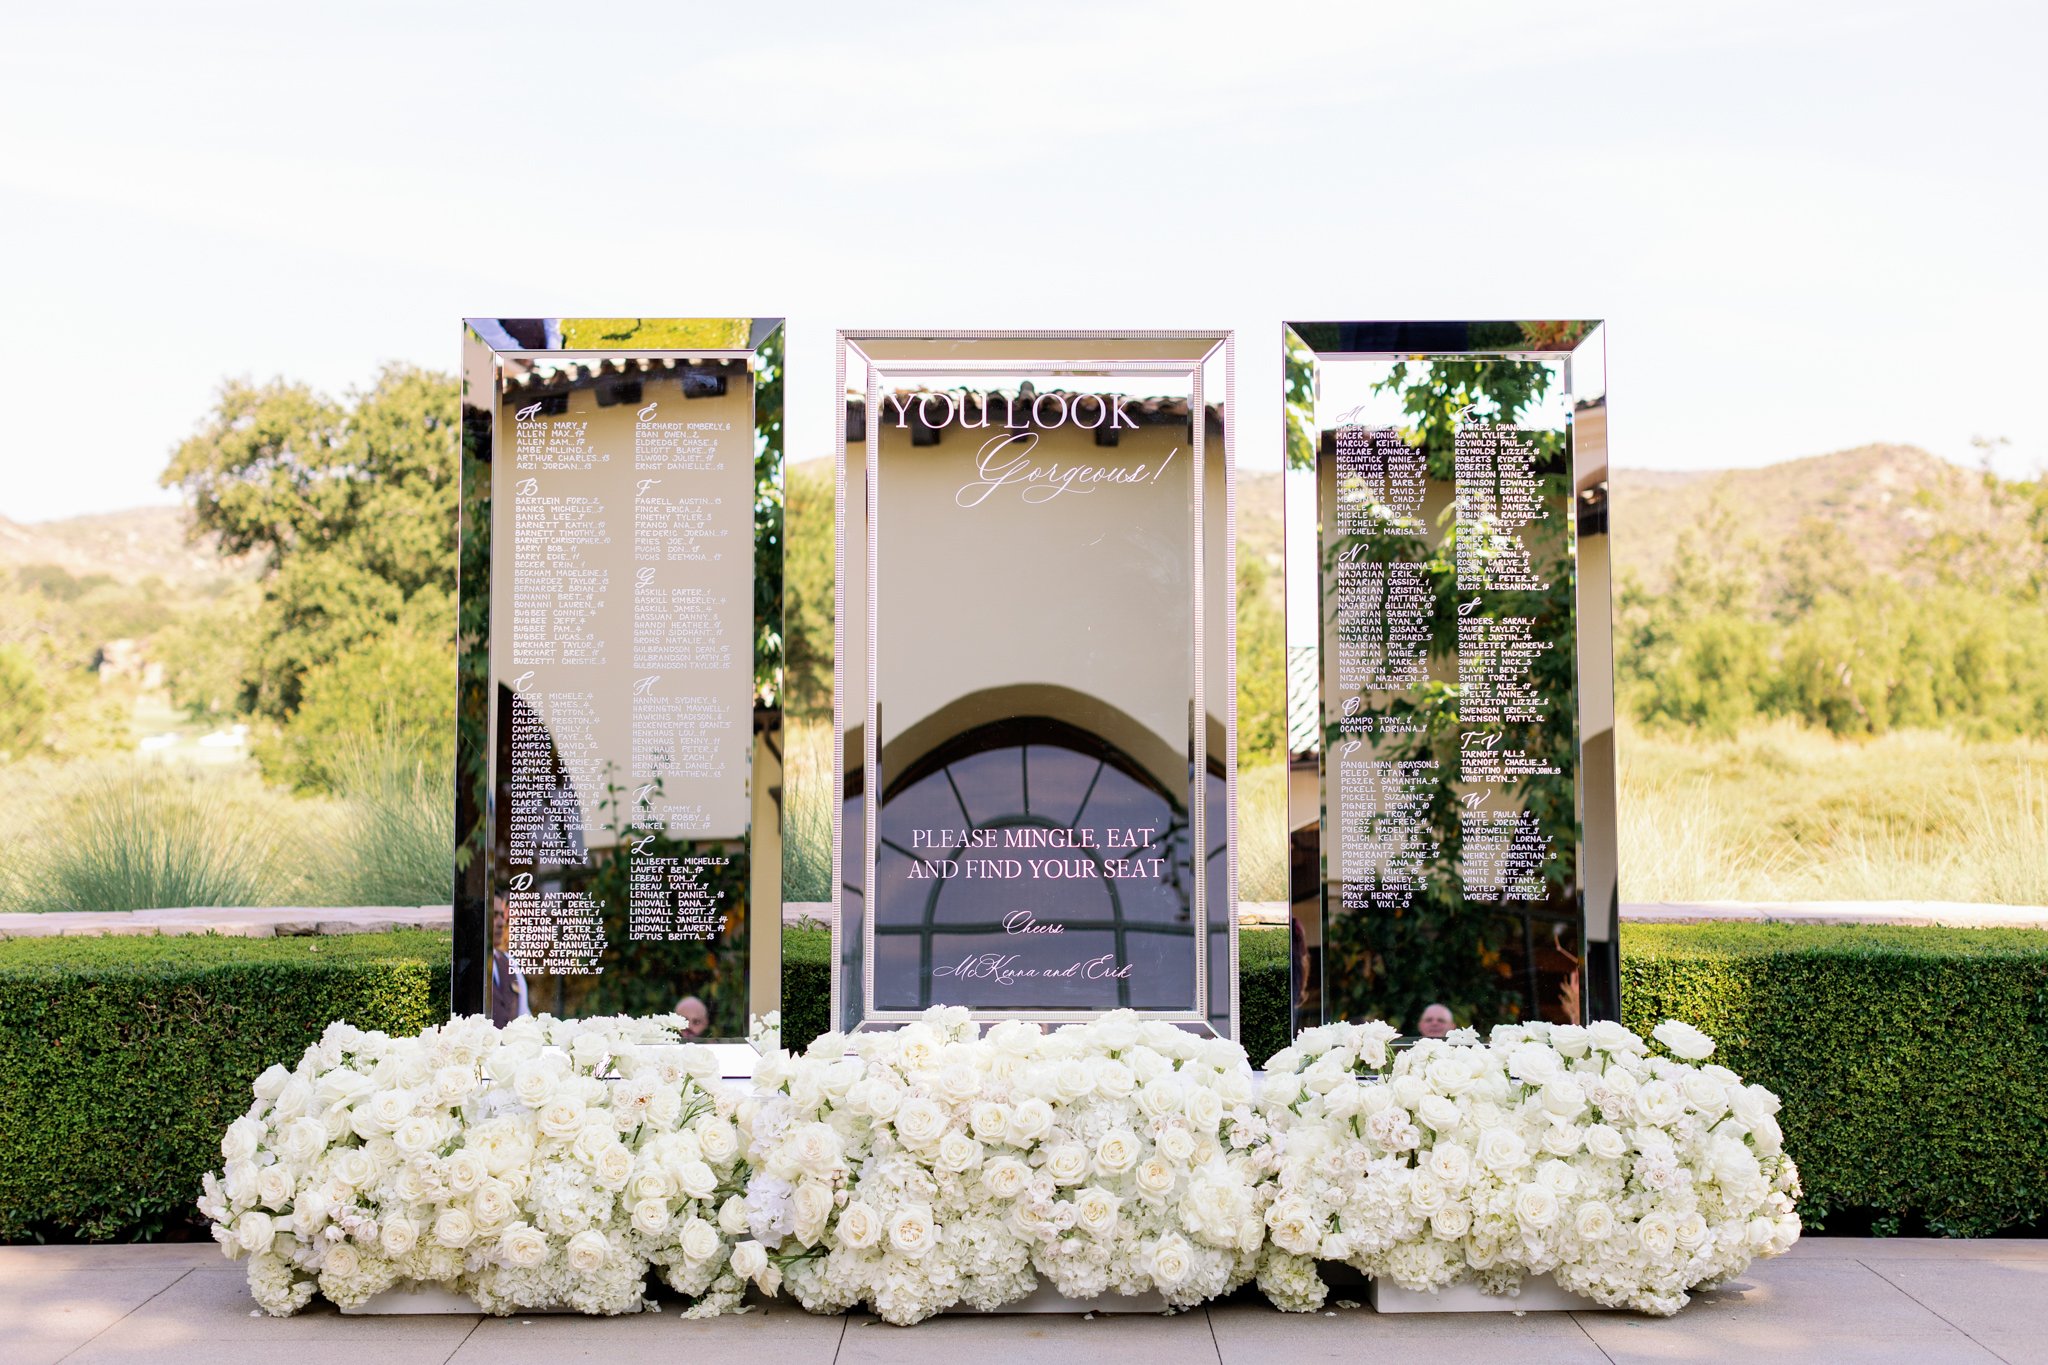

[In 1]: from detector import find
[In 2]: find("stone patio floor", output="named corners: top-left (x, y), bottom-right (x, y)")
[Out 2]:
top-left (5, 1237), bottom-right (2044, 1365)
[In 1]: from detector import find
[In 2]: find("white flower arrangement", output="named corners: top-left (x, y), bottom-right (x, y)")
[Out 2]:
top-left (1253, 1018), bottom-right (1802, 1315)
top-left (198, 1013), bottom-right (750, 1317)
top-left (200, 1012), bottom-right (1797, 1322)
top-left (731, 1008), bottom-right (1274, 1324)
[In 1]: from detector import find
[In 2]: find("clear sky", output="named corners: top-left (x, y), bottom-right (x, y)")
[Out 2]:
top-left (1, 0), bottom-right (2041, 521)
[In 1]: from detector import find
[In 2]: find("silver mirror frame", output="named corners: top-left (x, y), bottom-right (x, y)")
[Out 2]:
top-left (832, 330), bottom-right (1239, 1039)
top-left (456, 318), bottom-right (785, 1063)
top-left (1282, 320), bottom-right (1615, 1035)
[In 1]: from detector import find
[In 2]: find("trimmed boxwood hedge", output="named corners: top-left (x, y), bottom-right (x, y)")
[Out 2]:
top-left (0, 930), bottom-right (450, 1242)
top-left (6, 921), bottom-right (2044, 1242)
top-left (1619, 921), bottom-right (2048, 1237)
top-left (777, 925), bottom-right (1294, 1063)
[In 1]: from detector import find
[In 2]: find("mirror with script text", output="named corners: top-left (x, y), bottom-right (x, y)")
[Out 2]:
top-left (1283, 321), bottom-right (1615, 1039)
top-left (836, 332), bottom-right (1238, 1037)
top-left (456, 319), bottom-right (784, 1053)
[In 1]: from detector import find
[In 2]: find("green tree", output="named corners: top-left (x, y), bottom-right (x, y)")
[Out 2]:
top-left (0, 645), bottom-right (49, 760)
top-left (1237, 555), bottom-right (1285, 764)
top-left (162, 366), bottom-right (459, 785)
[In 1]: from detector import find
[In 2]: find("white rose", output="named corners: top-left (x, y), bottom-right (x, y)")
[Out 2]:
top-left (631, 1197), bottom-right (671, 1236)
top-left (1637, 1210), bottom-right (1679, 1257)
top-left (1054, 1061), bottom-right (1094, 1100)
top-left (378, 1215), bottom-right (419, 1257)
top-left (1431, 1203), bottom-right (1473, 1239)
top-left (1156, 1126), bottom-right (1197, 1164)
top-left (1074, 1186), bottom-right (1121, 1234)
top-left (254, 1167), bottom-right (295, 1211)
top-left (441, 1149), bottom-right (485, 1194)
top-left (536, 1096), bottom-right (586, 1139)
top-left (277, 1116), bottom-right (326, 1165)
top-left (392, 1115), bottom-right (438, 1157)
top-left (1674, 1211), bottom-right (1710, 1251)
top-left (1653, 1019), bottom-right (1716, 1061)
top-left (1574, 1201), bottom-right (1616, 1241)
top-left (499, 1223), bottom-right (548, 1268)
top-left (1425, 1142), bottom-right (1473, 1188)
top-left (982, 1157), bottom-right (1030, 1199)
top-left (1417, 1095), bottom-right (1460, 1132)
top-left (594, 1144), bottom-right (634, 1190)
top-left (1266, 1197), bottom-right (1319, 1255)
top-left (567, 1229), bottom-right (608, 1272)
top-left (676, 1160), bottom-right (717, 1200)
top-left (222, 1117), bottom-right (264, 1164)
top-left (680, 1216), bottom-right (722, 1261)
top-left (1137, 1080), bottom-right (1182, 1120)
top-left (838, 1200), bottom-right (882, 1250)
top-left (1094, 1060), bottom-right (1137, 1099)
top-left (1507, 1044), bottom-right (1563, 1084)
top-left (433, 1207), bottom-right (475, 1248)
top-left (1637, 1080), bottom-right (1687, 1126)
top-left (1183, 1087), bottom-right (1224, 1133)
top-left (1149, 1233), bottom-right (1194, 1287)
top-left (330, 1149), bottom-right (374, 1190)
top-left (1044, 1144), bottom-right (1090, 1186)
top-left (968, 1102), bottom-right (1011, 1144)
top-left (1539, 1076), bottom-right (1587, 1119)
top-left (1010, 1098), bottom-right (1054, 1143)
top-left (1550, 1024), bottom-right (1591, 1057)
top-left (1536, 1158), bottom-right (1580, 1196)
top-left (894, 1097), bottom-right (947, 1146)
top-left (322, 1241), bottom-right (360, 1280)
top-left (1476, 1127), bottom-right (1530, 1174)
top-left (717, 1195), bottom-right (750, 1235)
top-left (1093, 1129), bottom-right (1140, 1176)
top-left (471, 1178), bottom-right (515, 1230)
top-left (1583, 1124), bottom-right (1629, 1161)
top-left (1136, 1157), bottom-right (1176, 1196)
top-left (888, 1205), bottom-right (937, 1258)
top-left (233, 1211), bottom-right (274, 1254)
top-left (730, 1238), bottom-right (769, 1280)
top-left (937, 1132), bottom-right (984, 1173)
top-left (1513, 1182), bottom-right (1560, 1229)
top-left (1586, 1020), bottom-right (1637, 1053)
top-left (792, 1182), bottom-right (834, 1245)
top-left (697, 1119), bottom-right (740, 1164)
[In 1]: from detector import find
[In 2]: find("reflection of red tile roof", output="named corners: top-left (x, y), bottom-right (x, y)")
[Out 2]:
top-left (504, 356), bottom-right (745, 395)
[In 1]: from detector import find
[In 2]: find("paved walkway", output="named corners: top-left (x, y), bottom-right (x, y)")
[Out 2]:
top-left (6, 1238), bottom-right (2043, 1364)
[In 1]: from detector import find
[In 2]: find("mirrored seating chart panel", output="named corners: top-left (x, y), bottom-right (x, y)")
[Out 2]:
top-left (1283, 321), bottom-right (1614, 1039)
top-left (835, 332), bottom-right (1238, 1037)
top-left (457, 319), bottom-right (784, 1045)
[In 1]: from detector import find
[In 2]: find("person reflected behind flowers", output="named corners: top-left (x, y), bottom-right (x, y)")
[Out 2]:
top-left (1417, 1002), bottom-right (1454, 1039)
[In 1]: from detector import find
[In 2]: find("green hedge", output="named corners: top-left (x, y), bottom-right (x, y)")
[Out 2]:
top-left (778, 926), bottom-right (1293, 1062)
top-left (1620, 921), bottom-right (2048, 1237)
top-left (0, 930), bottom-right (450, 1242)
top-left (9, 921), bottom-right (2043, 1243)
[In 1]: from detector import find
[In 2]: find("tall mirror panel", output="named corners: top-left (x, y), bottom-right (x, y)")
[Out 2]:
top-left (1284, 321), bottom-right (1613, 1038)
top-left (456, 319), bottom-right (784, 1055)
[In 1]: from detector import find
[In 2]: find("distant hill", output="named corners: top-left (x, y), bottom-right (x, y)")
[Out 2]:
top-left (1613, 444), bottom-right (2036, 594)
top-left (0, 506), bottom-right (256, 587)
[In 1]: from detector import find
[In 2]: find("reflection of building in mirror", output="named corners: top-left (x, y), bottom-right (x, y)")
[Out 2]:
top-left (457, 320), bottom-right (785, 1047)
top-left (1284, 321), bottom-right (1612, 1041)
top-left (834, 337), bottom-right (1237, 1038)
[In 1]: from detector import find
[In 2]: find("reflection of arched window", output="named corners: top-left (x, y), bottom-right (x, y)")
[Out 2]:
top-left (870, 717), bottom-right (1194, 1012)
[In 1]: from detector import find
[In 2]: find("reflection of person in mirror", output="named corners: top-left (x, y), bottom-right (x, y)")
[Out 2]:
top-left (1417, 1002), bottom-right (1454, 1039)
top-left (490, 901), bottom-right (530, 1021)
top-left (674, 995), bottom-right (709, 1038)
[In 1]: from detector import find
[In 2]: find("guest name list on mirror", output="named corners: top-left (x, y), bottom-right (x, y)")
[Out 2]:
top-left (497, 376), bottom-right (754, 976)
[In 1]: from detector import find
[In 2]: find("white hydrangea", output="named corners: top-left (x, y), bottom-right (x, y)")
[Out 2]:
top-left (1254, 1017), bottom-right (1801, 1315)
top-left (198, 1013), bottom-right (748, 1317)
